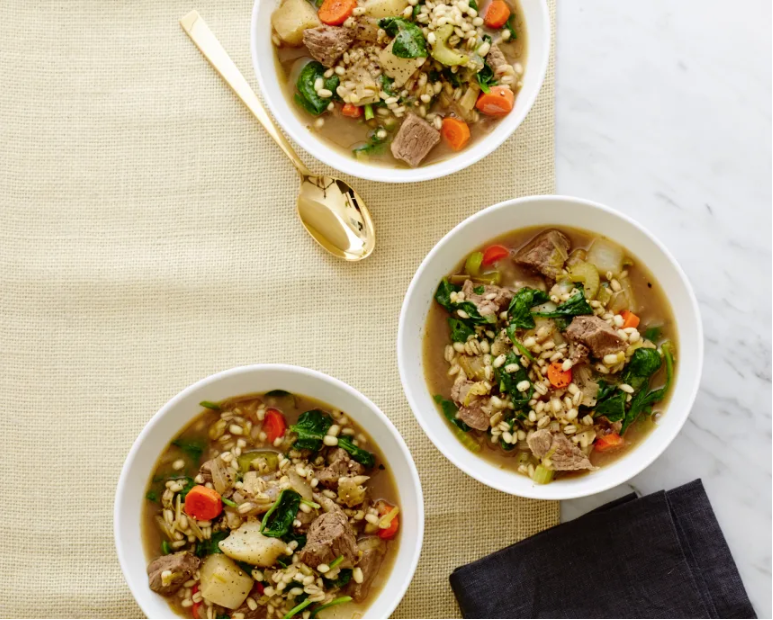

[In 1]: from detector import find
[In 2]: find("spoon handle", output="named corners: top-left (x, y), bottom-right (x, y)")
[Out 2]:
top-left (180, 10), bottom-right (311, 176)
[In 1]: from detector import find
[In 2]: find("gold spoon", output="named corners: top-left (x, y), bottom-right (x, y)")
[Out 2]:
top-left (180, 10), bottom-right (375, 261)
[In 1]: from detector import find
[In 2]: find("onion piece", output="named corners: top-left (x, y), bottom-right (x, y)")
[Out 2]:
top-left (286, 471), bottom-right (313, 501)
top-left (587, 238), bottom-right (625, 276)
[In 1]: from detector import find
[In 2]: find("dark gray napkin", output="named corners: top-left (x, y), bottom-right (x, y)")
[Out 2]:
top-left (450, 480), bottom-right (755, 619)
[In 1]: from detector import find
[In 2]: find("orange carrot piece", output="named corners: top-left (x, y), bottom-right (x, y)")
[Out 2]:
top-left (621, 310), bottom-right (641, 329)
top-left (184, 485), bottom-right (223, 520)
top-left (482, 244), bottom-right (509, 266)
top-left (484, 0), bottom-right (511, 28)
top-left (341, 102), bottom-right (363, 118)
top-left (318, 0), bottom-right (357, 25)
top-left (547, 361), bottom-right (572, 389)
top-left (377, 501), bottom-right (399, 540)
top-left (441, 117), bottom-right (471, 151)
top-left (595, 433), bottom-right (624, 452)
top-left (475, 86), bottom-right (515, 117)
top-left (264, 408), bottom-right (287, 443)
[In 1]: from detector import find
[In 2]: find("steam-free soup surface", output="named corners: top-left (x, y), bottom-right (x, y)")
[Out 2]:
top-left (424, 226), bottom-right (677, 483)
top-left (142, 391), bottom-right (400, 619)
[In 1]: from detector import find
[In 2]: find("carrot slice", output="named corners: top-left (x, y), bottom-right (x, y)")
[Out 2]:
top-left (621, 310), bottom-right (641, 329)
top-left (482, 244), bottom-right (509, 266)
top-left (475, 86), bottom-right (515, 117)
top-left (341, 103), bottom-right (363, 118)
top-left (318, 0), bottom-right (357, 25)
top-left (184, 485), bottom-right (223, 520)
top-left (484, 0), bottom-right (511, 28)
top-left (441, 117), bottom-right (471, 151)
top-left (264, 408), bottom-right (287, 443)
top-left (595, 432), bottom-right (624, 452)
top-left (547, 361), bottom-right (572, 389)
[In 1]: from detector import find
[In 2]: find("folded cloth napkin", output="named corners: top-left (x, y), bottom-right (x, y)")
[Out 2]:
top-left (450, 480), bottom-right (755, 619)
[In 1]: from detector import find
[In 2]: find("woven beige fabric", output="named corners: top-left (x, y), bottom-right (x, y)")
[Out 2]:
top-left (0, 1), bottom-right (556, 618)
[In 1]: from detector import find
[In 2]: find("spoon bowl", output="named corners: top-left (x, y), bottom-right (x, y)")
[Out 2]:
top-left (297, 174), bottom-right (375, 260)
top-left (180, 10), bottom-right (375, 261)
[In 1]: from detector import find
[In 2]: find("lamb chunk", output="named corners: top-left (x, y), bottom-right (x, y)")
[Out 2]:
top-left (317, 448), bottom-right (367, 490)
top-left (298, 510), bottom-right (359, 568)
top-left (569, 343), bottom-right (590, 366)
top-left (346, 537), bottom-right (387, 602)
top-left (527, 430), bottom-right (595, 471)
top-left (147, 552), bottom-right (200, 595)
top-left (486, 43), bottom-right (509, 74)
top-left (390, 114), bottom-right (440, 167)
top-left (302, 26), bottom-right (354, 67)
top-left (461, 279), bottom-right (513, 317)
top-left (514, 229), bottom-right (571, 279)
top-left (450, 379), bottom-right (490, 431)
top-left (565, 316), bottom-right (626, 358)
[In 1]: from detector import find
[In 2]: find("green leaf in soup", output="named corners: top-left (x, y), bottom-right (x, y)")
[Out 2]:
top-left (448, 317), bottom-right (475, 343)
top-left (378, 73), bottom-right (395, 96)
top-left (336, 436), bottom-right (375, 468)
top-left (476, 61), bottom-right (497, 94)
top-left (507, 287), bottom-right (550, 330)
top-left (533, 289), bottom-right (594, 320)
top-left (621, 343), bottom-right (674, 434)
top-left (434, 278), bottom-right (460, 312)
top-left (378, 18), bottom-right (427, 58)
top-left (290, 409), bottom-right (333, 452)
top-left (504, 15), bottom-right (517, 39)
top-left (322, 568), bottom-right (352, 589)
top-left (622, 347), bottom-right (662, 389)
top-left (643, 325), bottom-right (662, 342)
top-left (171, 437), bottom-right (205, 463)
top-left (195, 530), bottom-right (228, 557)
top-left (295, 62), bottom-right (340, 116)
top-left (145, 490), bottom-right (158, 502)
top-left (594, 389), bottom-right (627, 422)
top-left (596, 380), bottom-right (616, 402)
top-left (493, 351), bottom-right (532, 413)
top-left (261, 489), bottom-right (302, 538)
top-left (433, 394), bottom-right (470, 432)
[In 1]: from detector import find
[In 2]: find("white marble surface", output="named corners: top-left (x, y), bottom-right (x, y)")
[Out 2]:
top-left (556, 0), bottom-right (772, 616)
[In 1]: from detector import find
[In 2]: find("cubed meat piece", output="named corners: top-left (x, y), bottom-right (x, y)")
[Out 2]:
top-left (298, 510), bottom-right (359, 569)
top-left (147, 552), bottom-right (201, 595)
top-left (302, 26), bottom-right (354, 67)
top-left (514, 229), bottom-right (571, 279)
top-left (346, 537), bottom-right (387, 602)
top-left (568, 343), bottom-right (590, 366)
top-left (486, 43), bottom-right (508, 74)
top-left (317, 448), bottom-right (367, 489)
top-left (461, 279), bottom-right (513, 317)
top-left (450, 380), bottom-right (490, 431)
top-left (565, 316), bottom-right (625, 358)
top-left (390, 114), bottom-right (440, 167)
top-left (526, 430), bottom-right (595, 471)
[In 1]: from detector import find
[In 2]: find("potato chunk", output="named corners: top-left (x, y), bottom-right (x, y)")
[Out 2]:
top-left (218, 520), bottom-right (287, 567)
top-left (378, 40), bottom-right (418, 87)
top-left (271, 0), bottom-right (321, 46)
top-left (199, 554), bottom-right (253, 610)
top-left (364, 0), bottom-right (409, 17)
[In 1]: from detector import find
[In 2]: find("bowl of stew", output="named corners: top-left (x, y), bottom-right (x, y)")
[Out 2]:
top-left (251, 0), bottom-right (550, 182)
top-left (397, 195), bottom-right (703, 499)
top-left (115, 365), bottom-right (423, 619)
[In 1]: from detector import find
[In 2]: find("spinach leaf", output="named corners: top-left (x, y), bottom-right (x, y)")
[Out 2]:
top-left (476, 62), bottom-right (497, 94)
top-left (533, 289), bottom-right (594, 320)
top-left (433, 394), bottom-right (470, 432)
top-left (266, 389), bottom-right (293, 398)
top-left (337, 436), bottom-right (375, 468)
top-left (261, 489), bottom-right (301, 538)
top-left (473, 285), bottom-right (485, 295)
top-left (443, 67), bottom-right (463, 87)
top-left (434, 278), bottom-right (459, 312)
top-left (433, 278), bottom-right (495, 325)
top-left (145, 491), bottom-right (158, 502)
top-left (469, 0), bottom-right (478, 9)
top-left (622, 348), bottom-right (662, 390)
top-left (428, 69), bottom-right (441, 82)
top-left (379, 74), bottom-right (395, 96)
top-left (171, 437), bottom-right (205, 463)
top-left (507, 287), bottom-right (550, 330)
top-left (594, 390), bottom-right (627, 422)
top-left (172, 476), bottom-right (196, 500)
top-left (506, 325), bottom-right (536, 362)
top-left (493, 351), bottom-right (532, 413)
top-left (504, 15), bottom-right (517, 40)
top-left (295, 61), bottom-right (340, 116)
top-left (195, 530), bottom-right (228, 557)
top-left (290, 409), bottom-right (333, 452)
top-left (283, 531), bottom-right (307, 550)
top-left (379, 18), bottom-right (428, 58)
top-left (323, 568), bottom-right (353, 589)
top-left (621, 344), bottom-right (674, 433)
top-left (643, 325), bottom-right (662, 342)
top-left (449, 317), bottom-right (475, 343)
top-left (353, 128), bottom-right (390, 157)
top-left (596, 380), bottom-right (616, 402)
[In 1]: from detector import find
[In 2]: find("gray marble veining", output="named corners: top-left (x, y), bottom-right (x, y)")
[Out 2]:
top-left (556, 0), bottom-right (772, 616)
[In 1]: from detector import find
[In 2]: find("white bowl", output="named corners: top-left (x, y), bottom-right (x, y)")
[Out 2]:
top-left (115, 365), bottom-right (424, 619)
top-left (397, 195), bottom-right (703, 500)
top-left (250, 0), bottom-right (550, 183)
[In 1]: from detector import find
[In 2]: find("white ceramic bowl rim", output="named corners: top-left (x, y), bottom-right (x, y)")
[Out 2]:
top-left (115, 364), bottom-right (424, 619)
top-left (397, 195), bottom-right (704, 500)
top-left (250, 0), bottom-right (551, 183)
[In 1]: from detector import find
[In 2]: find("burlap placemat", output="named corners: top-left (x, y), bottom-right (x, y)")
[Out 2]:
top-left (0, 1), bottom-right (556, 617)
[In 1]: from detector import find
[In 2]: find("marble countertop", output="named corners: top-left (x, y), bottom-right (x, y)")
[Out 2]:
top-left (555, 0), bottom-right (771, 615)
